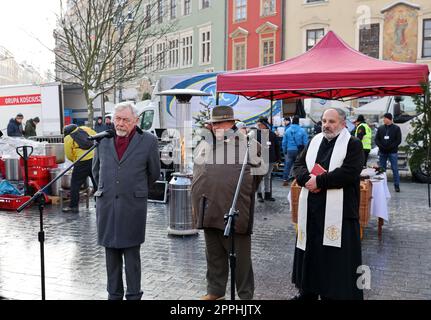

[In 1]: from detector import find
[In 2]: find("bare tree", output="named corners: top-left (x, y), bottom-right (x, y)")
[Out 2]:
top-left (54, 0), bottom-right (175, 127)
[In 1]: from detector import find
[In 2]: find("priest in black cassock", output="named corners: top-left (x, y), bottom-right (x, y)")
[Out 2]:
top-left (291, 108), bottom-right (364, 300)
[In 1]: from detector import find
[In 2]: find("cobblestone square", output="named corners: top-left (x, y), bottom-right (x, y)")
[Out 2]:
top-left (0, 179), bottom-right (430, 300)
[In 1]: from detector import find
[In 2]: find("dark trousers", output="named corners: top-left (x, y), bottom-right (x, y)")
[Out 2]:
top-left (70, 159), bottom-right (96, 208)
top-left (363, 149), bottom-right (370, 167)
top-left (204, 229), bottom-right (254, 300)
top-left (105, 246), bottom-right (143, 300)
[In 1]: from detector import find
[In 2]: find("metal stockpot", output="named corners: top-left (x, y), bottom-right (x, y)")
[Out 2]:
top-left (4, 158), bottom-right (22, 181)
top-left (45, 143), bottom-right (65, 164)
top-left (61, 171), bottom-right (89, 190)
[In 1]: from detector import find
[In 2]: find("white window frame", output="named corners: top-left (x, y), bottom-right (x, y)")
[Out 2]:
top-left (183, 0), bottom-right (192, 16)
top-left (261, 0), bottom-right (276, 17)
top-left (260, 37), bottom-right (275, 66)
top-left (170, 0), bottom-right (177, 20)
top-left (143, 44), bottom-right (154, 72)
top-left (233, 0), bottom-right (247, 23)
top-left (199, 0), bottom-right (211, 10)
top-left (418, 14), bottom-right (431, 61)
top-left (233, 41), bottom-right (247, 70)
top-left (180, 30), bottom-right (193, 68)
top-left (354, 18), bottom-right (383, 60)
top-left (167, 36), bottom-right (180, 69)
top-left (155, 41), bottom-right (167, 70)
top-left (302, 24), bottom-right (327, 52)
top-left (157, 0), bottom-right (166, 24)
top-left (199, 25), bottom-right (212, 66)
top-left (145, 4), bottom-right (152, 29)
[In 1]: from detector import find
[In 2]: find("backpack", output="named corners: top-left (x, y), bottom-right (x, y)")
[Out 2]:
top-left (70, 128), bottom-right (94, 150)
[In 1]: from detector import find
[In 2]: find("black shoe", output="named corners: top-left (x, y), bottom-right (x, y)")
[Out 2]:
top-left (257, 193), bottom-right (264, 203)
top-left (290, 292), bottom-right (319, 301)
top-left (264, 192), bottom-right (276, 201)
top-left (395, 186), bottom-right (400, 192)
top-left (62, 207), bottom-right (79, 213)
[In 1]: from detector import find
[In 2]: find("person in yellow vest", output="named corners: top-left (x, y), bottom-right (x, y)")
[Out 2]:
top-left (354, 115), bottom-right (372, 167)
top-left (63, 124), bottom-right (98, 213)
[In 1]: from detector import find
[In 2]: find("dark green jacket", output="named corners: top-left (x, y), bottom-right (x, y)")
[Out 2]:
top-left (24, 119), bottom-right (37, 138)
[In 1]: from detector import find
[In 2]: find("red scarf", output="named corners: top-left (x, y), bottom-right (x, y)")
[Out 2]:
top-left (114, 127), bottom-right (136, 160)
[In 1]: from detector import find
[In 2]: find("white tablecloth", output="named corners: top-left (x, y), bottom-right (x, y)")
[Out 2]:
top-left (369, 173), bottom-right (391, 222)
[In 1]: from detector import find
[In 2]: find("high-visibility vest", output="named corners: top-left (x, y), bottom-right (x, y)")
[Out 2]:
top-left (355, 123), bottom-right (372, 150)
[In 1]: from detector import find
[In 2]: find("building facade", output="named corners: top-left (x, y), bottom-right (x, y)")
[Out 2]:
top-left (284, 0), bottom-right (431, 70)
top-left (227, 0), bottom-right (284, 70)
top-left (141, 0), bottom-right (228, 89)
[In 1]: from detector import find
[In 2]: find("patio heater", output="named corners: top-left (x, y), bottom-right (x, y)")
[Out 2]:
top-left (156, 89), bottom-right (211, 236)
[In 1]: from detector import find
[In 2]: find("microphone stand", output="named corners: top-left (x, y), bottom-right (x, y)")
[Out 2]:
top-left (224, 136), bottom-right (252, 301)
top-left (16, 140), bottom-right (101, 300)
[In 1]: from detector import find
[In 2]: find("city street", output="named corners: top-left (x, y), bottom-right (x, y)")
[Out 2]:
top-left (0, 178), bottom-right (430, 300)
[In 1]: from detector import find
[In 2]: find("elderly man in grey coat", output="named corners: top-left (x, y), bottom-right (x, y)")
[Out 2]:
top-left (92, 101), bottom-right (160, 300)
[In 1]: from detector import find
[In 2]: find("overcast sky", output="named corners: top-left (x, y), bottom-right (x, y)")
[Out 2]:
top-left (0, 0), bottom-right (61, 75)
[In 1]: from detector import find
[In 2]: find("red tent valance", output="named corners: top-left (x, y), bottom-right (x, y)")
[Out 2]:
top-left (217, 31), bottom-right (429, 100)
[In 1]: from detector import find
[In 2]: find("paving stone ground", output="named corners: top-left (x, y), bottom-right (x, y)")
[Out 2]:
top-left (0, 177), bottom-right (430, 300)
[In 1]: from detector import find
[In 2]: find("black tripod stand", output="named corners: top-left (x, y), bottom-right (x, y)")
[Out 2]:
top-left (224, 137), bottom-right (252, 301)
top-left (16, 140), bottom-right (101, 300)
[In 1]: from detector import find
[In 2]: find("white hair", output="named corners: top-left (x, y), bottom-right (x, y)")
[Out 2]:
top-left (114, 101), bottom-right (139, 118)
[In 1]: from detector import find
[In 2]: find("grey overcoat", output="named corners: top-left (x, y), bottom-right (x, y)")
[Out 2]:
top-left (92, 127), bottom-right (160, 249)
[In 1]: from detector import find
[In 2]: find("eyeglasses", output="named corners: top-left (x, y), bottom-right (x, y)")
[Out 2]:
top-left (114, 116), bottom-right (134, 124)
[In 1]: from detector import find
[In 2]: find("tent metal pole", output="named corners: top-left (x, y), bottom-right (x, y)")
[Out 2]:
top-left (270, 92), bottom-right (274, 196)
top-left (425, 93), bottom-right (431, 208)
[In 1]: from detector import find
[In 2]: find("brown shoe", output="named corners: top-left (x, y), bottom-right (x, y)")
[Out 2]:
top-left (200, 294), bottom-right (225, 300)
top-left (283, 181), bottom-right (289, 187)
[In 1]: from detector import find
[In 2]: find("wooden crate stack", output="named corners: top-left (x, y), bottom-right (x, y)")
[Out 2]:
top-left (290, 179), bottom-right (373, 235)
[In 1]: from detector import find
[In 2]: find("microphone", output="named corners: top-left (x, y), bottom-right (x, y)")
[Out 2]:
top-left (87, 129), bottom-right (115, 141)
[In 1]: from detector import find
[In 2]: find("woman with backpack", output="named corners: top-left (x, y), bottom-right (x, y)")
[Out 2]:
top-left (63, 124), bottom-right (98, 213)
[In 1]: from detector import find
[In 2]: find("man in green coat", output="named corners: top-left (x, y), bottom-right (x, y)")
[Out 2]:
top-left (191, 106), bottom-right (264, 300)
top-left (24, 117), bottom-right (40, 138)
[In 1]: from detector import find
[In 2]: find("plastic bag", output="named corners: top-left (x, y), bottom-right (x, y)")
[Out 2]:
top-left (0, 180), bottom-right (22, 196)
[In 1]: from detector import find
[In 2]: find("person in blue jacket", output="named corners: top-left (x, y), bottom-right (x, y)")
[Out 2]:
top-left (7, 114), bottom-right (24, 137)
top-left (282, 116), bottom-right (308, 186)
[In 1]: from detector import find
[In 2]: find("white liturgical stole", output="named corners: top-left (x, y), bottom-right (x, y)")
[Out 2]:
top-left (296, 128), bottom-right (351, 251)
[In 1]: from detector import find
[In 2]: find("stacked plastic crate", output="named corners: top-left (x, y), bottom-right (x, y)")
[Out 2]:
top-left (20, 156), bottom-right (58, 188)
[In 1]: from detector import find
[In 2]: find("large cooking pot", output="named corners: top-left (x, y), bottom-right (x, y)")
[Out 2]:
top-left (45, 143), bottom-right (65, 164)
top-left (4, 158), bottom-right (23, 181)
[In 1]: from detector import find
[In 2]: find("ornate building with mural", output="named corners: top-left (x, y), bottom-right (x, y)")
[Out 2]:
top-left (284, 0), bottom-right (431, 69)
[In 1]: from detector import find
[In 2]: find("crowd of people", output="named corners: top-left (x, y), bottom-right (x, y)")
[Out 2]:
top-left (1, 104), bottom-right (403, 301)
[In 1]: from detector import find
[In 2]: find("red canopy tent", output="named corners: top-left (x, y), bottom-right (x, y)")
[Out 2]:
top-left (216, 31), bottom-right (429, 101)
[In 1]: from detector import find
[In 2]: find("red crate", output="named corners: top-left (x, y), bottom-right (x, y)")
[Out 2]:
top-left (0, 195), bottom-right (31, 211)
top-left (21, 156), bottom-right (57, 168)
top-left (22, 166), bottom-right (51, 180)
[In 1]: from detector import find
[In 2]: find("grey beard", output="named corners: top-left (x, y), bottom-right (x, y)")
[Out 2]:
top-left (323, 128), bottom-right (343, 140)
top-left (116, 129), bottom-right (128, 137)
